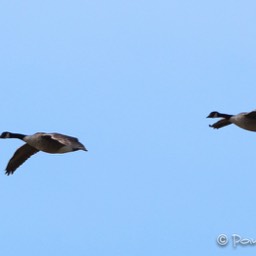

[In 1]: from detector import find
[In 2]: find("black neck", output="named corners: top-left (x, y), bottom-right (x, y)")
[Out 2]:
top-left (218, 113), bottom-right (233, 119)
top-left (8, 133), bottom-right (26, 140)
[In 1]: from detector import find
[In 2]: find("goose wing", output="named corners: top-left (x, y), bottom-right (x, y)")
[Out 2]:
top-left (244, 111), bottom-right (256, 119)
top-left (5, 144), bottom-right (39, 175)
top-left (40, 134), bottom-right (67, 148)
top-left (48, 133), bottom-right (79, 144)
top-left (209, 119), bottom-right (232, 129)
top-left (41, 133), bottom-right (86, 152)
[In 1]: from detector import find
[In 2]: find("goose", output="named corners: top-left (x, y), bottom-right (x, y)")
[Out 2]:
top-left (0, 131), bottom-right (87, 175)
top-left (207, 110), bottom-right (256, 131)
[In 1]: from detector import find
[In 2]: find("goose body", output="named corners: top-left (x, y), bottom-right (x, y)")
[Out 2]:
top-left (0, 132), bottom-right (87, 175)
top-left (207, 110), bottom-right (256, 131)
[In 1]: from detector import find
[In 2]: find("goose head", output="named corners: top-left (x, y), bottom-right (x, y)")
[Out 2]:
top-left (207, 111), bottom-right (220, 118)
top-left (0, 132), bottom-right (11, 138)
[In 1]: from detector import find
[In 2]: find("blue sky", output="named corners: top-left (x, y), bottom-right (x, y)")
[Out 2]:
top-left (1, 0), bottom-right (256, 255)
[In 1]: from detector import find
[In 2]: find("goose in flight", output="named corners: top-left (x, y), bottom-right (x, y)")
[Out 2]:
top-left (207, 110), bottom-right (256, 131)
top-left (0, 131), bottom-right (87, 175)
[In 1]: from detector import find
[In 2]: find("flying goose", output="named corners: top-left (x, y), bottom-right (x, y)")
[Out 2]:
top-left (207, 110), bottom-right (256, 131)
top-left (0, 132), bottom-right (87, 175)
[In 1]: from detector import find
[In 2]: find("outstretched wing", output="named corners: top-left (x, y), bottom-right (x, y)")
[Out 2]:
top-left (244, 111), bottom-right (256, 119)
top-left (41, 133), bottom-right (86, 152)
top-left (209, 119), bottom-right (232, 129)
top-left (5, 144), bottom-right (39, 175)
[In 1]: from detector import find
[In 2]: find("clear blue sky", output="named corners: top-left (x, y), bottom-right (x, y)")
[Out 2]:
top-left (1, 1), bottom-right (256, 255)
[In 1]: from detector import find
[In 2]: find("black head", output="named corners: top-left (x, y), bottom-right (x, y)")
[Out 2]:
top-left (0, 132), bottom-right (11, 138)
top-left (207, 111), bottom-right (219, 118)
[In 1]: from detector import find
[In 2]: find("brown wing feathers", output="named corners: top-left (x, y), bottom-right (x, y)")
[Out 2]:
top-left (209, 119), bottom-right (232, 129)
top-left (5, 144), bottom-right (39, 175)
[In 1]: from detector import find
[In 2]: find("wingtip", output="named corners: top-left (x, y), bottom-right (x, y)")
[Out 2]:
top-left (209, 124), bottom-right (217, 129)
top-left (5, 170), bottom-right (13, 176)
